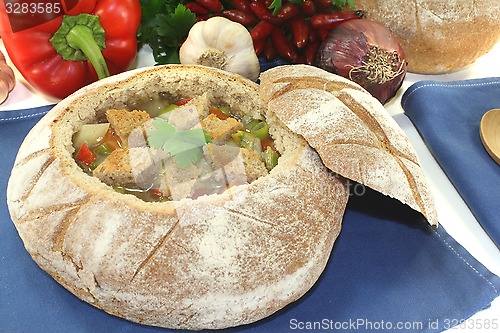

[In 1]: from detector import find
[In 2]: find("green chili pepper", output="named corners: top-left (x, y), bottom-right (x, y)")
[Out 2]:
top-left (218, 106), bottom-right (232, 116)
top-left (94, 142), bottom-right (112, 156)
top-left (240, 132), bottom-right (260, 151)
top-left (249, 121), bottom-right (269, 139)
top-left (159, 103), bottom-right (179, 115)
top-left (262, 146), bottom-right (279, 171)
top-left (113, 186), bottom-right (127, 194)
top-left (231, 130), bottom-right (245, 144)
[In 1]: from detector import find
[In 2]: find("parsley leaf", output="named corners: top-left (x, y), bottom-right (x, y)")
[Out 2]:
top-left (137, 1), bottom-right (196, 65)
top-left (157, 4), bottom-right (196, 42)
top-left (332, 0), bottom-right (355, 8)
top-left (268, 0), bottom-right (282, 16)
top-left (147, 118), bottom-right (211, 169)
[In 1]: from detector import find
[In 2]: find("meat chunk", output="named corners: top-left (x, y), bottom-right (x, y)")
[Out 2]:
top-left (200, 114), bottom-right (244, 143)
top-left (188, 92), bottom-right (211, 119)
top-left (167, 104), bottom-right (203, 131)
top-left (161, 158), bottom-right (202, 200)
top-left (164, 93), bottom-right (211, 130)
top-left (204, 143), bottom-right (268, 185)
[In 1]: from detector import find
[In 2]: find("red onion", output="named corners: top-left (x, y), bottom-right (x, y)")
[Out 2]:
top-left (315, 19), bottom-right (407, 104)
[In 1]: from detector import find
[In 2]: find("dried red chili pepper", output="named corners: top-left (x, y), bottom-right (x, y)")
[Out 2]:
top-left (195, 0), bottom-right (223, 12)
top-left (257, 0), bottom-right (273, 7)
top-left (263, 37), bottom-right (277, 60)
top-left (253, 37), bottom-right (266, 56)
top-left (250, 20), bottom-right (275, 42)
top-left (250, 1), bottom-right (273, 21)
top-left (302, 0), bottom-right (317, 17)
top-left (314, 0), bottom-right (334, 12)
top-left (185, 2), bottom-right (210, 15)
top-left (303, 40), bottom-right (320, 65)
top-left (271, 27), bottom-right (299, 63)
top-left (222, 10), bottom-right (257, 26)
top-left (231, 0), bottom-right (252, 12)
top-left (276, 2), bottom-right (300, 22)
top-left (311, 11), bottom-right (364, 30)
top-left (291, 17), bottom-right (310, 49)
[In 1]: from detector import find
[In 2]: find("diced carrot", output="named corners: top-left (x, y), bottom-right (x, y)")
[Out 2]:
top-left (150, 188), bottom-right (165, 200)
top-left (175, 98), bottom-right (193, 106)
top-left (101, 127), bottom-right (122, 151)
top-left (209, 106), bottom-right (230, 120)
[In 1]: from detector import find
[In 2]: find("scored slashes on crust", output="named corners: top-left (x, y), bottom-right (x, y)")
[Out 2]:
top-left (7, 65), bottom-right (350, 330)
top-left (260, 65), bottom-right (438, 226)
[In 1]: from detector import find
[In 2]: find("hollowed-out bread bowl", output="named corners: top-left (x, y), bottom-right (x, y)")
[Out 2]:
top-left (7, 65), bottom-right (349, 330)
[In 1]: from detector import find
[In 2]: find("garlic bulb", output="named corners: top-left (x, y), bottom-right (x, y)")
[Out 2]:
top-left (179, 17), bottom-right (260, 81)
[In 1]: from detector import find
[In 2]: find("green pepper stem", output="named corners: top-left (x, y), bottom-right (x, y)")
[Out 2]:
top-left (65, 24), bottom-right (110, 79)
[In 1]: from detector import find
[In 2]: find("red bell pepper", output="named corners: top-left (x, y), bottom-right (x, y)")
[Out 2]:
top-left (75, 142), bottom-right (96, 166)
top-left (0, 0), bottom-right (141, 99)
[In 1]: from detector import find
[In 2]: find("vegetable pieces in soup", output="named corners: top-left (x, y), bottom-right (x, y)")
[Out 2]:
top-left (72, 95), bottom-right (279, 202)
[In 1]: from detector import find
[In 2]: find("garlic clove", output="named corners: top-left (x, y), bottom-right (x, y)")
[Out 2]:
top-left (225, 48), bottom-right (260, 80)
top-left (214, 23), bottom-right (252, 54)
top-left (200, 18), bottom-right (226, 48)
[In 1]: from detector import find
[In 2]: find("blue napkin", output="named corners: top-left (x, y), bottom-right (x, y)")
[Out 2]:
top-left (1, 105), bottom-right (499, 333)
top-left (402, 78), bottom-right (500, 248)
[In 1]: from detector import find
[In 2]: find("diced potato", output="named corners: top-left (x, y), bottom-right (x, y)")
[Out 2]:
top-left (73, 123), bottom-right (110, 149)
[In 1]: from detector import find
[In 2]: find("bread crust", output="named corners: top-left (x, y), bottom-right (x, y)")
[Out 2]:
top-left (259, 65), bottom-right (438, 226)
top-left (356, 0), bottom-right (500, 74)
top-left (7, 65), bottom-right (349, 330)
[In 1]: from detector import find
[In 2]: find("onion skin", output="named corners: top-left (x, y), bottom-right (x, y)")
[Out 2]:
top-left (0, 51), bottom-right (15, 104)
top-left (315, 19), bottom-right (406, 104)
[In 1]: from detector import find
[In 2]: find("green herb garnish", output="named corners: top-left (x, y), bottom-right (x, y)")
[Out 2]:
top-left (137, 1), bottom-right (196, 64)
top-left (268, 0), bottom-right (283, 16)
top-left (332, 0), bottom-right (355, 8)
top-left (147, 118), bottom-right (211, 169)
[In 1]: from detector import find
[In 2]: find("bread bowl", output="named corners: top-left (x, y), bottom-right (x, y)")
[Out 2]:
top-left (355, 0), bottom-right (500, 74)
top-left (6, 65), bottom-right (349, 330)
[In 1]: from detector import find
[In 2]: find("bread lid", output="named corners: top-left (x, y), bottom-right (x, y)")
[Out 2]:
top-left (259, 65), bottom-right (438, 226)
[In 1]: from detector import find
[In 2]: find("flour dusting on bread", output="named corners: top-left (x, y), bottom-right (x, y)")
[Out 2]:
top-left (260, 65), bottom-right (438, 226)
top-left (7, 65), bottom-right (349, 330)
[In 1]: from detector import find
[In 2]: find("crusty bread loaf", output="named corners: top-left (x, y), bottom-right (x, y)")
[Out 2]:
top-left (7, 65), bottom-right (349, 330)
top-left (355, 0), bottom-right (500, 74)
top-left (259, 65), bottom-right (438, 226)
